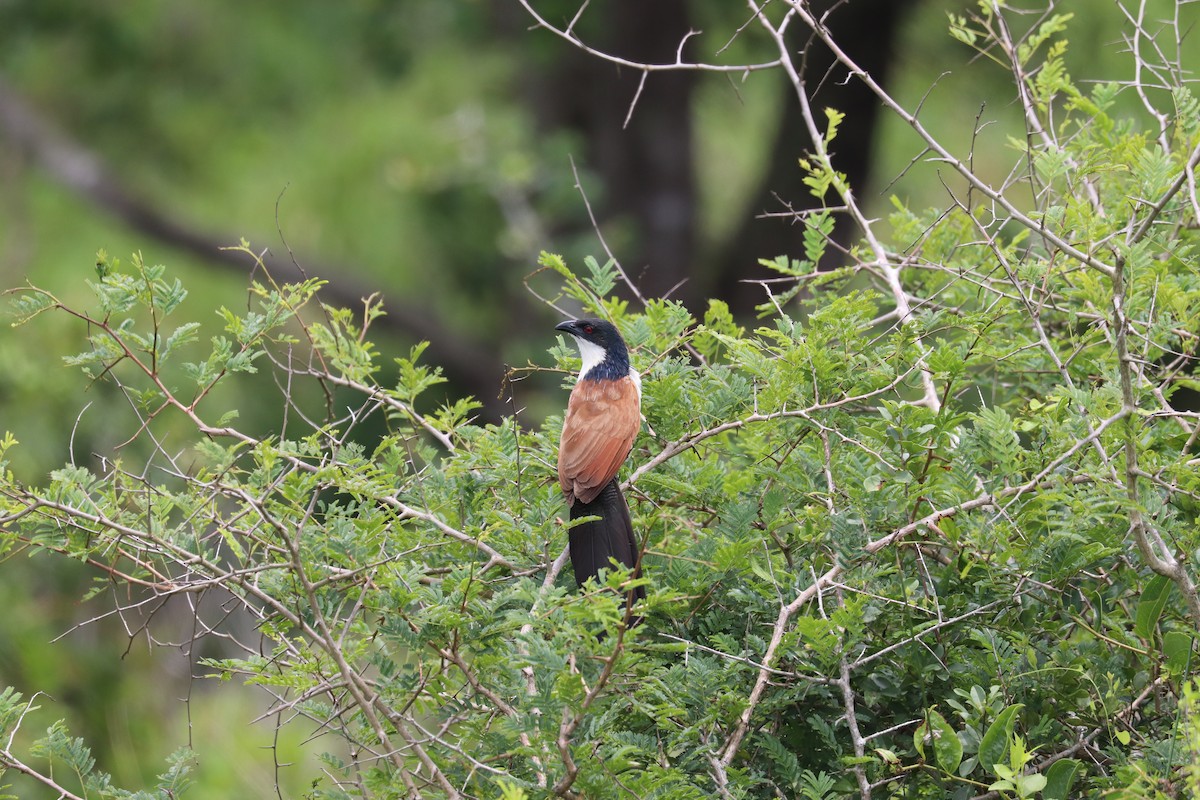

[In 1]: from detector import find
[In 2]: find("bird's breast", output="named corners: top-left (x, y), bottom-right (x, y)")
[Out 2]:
top-left (558, 375), bottom-right (642, 505)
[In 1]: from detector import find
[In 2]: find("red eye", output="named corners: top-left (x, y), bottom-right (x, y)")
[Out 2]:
top-left (583, 324), bottom-right (594, 334)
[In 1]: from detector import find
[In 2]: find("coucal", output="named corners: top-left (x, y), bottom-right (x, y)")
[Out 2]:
top-left (555, 318), bottom-right (646, 607)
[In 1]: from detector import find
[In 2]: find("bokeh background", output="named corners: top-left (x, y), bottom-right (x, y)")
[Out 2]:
top-left (1, 0), bottom-right (1195, 794)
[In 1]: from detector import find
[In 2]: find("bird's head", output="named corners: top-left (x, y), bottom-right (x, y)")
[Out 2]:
top-left (555, 318), bottom-right (630, 379)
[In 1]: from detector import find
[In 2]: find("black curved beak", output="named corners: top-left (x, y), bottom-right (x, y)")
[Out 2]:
top-left (555, 320), bottom-right (579, 334)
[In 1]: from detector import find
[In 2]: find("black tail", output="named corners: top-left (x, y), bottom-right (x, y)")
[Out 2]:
top-left (568, 478), bottom-right (645, 608)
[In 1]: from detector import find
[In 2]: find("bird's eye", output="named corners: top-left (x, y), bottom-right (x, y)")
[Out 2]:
top-left (583, 324), bottom-right (594, 334)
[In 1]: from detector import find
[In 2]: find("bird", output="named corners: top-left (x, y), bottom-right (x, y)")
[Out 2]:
top-left (555, 317), bottom-right (646, 609)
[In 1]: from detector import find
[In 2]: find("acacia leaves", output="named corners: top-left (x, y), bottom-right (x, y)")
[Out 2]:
top-left (4, 6), bottom-right (1200, 799)
top-left (8, 214), bottom-right (1200, 795)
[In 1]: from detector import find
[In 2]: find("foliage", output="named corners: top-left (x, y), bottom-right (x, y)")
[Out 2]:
top-left (4, 3), bottom-right (1200, 799)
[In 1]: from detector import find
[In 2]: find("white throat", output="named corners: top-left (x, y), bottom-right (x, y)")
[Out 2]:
top-left (572, 336), bottom-right (607, 379)
top-left (571, 335), bottom-right (641, 402)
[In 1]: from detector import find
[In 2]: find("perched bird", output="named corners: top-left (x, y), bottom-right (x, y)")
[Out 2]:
top-left (555, 318), bottom-right (645, 607)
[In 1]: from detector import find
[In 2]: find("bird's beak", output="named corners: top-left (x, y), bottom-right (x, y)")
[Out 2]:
top-left (555, 320), bottom-right (577, 334)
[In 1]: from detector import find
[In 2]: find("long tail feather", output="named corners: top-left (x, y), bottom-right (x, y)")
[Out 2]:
top-left (568, 478), bottom-right (645, 608)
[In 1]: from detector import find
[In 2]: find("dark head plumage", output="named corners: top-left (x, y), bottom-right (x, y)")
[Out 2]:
top-left (555, 318), bottom-right (630, 381)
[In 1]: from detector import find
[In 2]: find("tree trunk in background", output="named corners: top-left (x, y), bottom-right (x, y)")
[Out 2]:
top-left (711, 0), bottom-right (918, 315)
top-left (518, 0), bottom-right (914, 318)
top-left (522, 0), bottom-right (699, 307)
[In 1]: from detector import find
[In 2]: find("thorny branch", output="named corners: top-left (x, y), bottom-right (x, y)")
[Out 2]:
top-left (5, 2), bottom-right (1200, 798)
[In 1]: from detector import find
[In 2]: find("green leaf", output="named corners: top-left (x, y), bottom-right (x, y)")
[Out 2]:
top-left (1016, 12), bottom-right (1074, 64)
top-left (914, 708), bottom-right (963, 773)
top-left (803, 210), bottom-right (834, 264)
top-left (162, 321), bottom-right (201, 359)
top-left (1163, 631), bottom-right (1194, 675)
top-left (1017, 771), bottom-right (1047, 796)
top-left (929, 709), bottom-right (963, 773)
top-left (823, 107), bottom-right (845, 145)
top-left (947, 14), bottom-right (977, 47)
top-left (1134, 575), bottom-right (1174, 641)
top-left (496, 779), bottom-right (529, 800)
top-left (582, 255), bottom-right (617, 296)
top-left (8, 288), bottom-right (57, 323)
top-left (1042, 758), bottom-right (1083, 800)
top-left (979, 704), bottom-right (1022, 774)
top-left (538, 250), bottom-right (571, 277)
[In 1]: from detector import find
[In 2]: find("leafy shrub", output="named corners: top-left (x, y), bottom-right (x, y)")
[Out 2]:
top-left (4, 4), bottom-right (1200, 799)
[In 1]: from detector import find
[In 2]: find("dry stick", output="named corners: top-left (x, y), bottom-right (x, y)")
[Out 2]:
top-left (512, 546), bottom-right (573, 790)
top-left (995, 409), bottom-right (1129, 518)
top-left (1129, 139), bottom-right (1200, 245)
top-left (657, 633), bottom-right (837, 683)
top-left (568, 155), bottom-right (647, 307)
top-left (837, 648), bottom-right (872, 800)
top-left (281, 492), bottom-right (440, 792)
top-left (1118, 0), bottom-right (1173, 151)
top-left (849, 596), bottom-right (1014, 671)
top-left (826, 381), bottom-right (869, 799)
top-left (718, 488), bottom-right (1005, 767)
top-left (706, 751), bottom-right (735, 800)
top-left (625, 365), bottom-right (920, 490)
top-left (779, 0), bottom-right (1117, 280)
top-left (292, 367), bottom-right (457, 452)
top-left (516, 0), bottom-right (781, 75)
top-left (549, 627), bottom-right (628, 798)
top-left (404, 715), bottom-right (516, 782)
top-left (566, 155), bottom-right (708, 368)
top-left (58, 304), bottom-right (508, 568)
top-left (1186, 145), bottom-right (1200, 225)
top-left (1111, 253), bottom-right (1200, 628)
top-left (991, 9), bottom-right (1106, 215)
top-left (747, 0), bottom-right (943, 412)
top-left (0, 754), bottom-right (89, 800)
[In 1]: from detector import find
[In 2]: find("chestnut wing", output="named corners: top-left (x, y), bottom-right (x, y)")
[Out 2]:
top-left (558, 377), bottom-right (641, 505)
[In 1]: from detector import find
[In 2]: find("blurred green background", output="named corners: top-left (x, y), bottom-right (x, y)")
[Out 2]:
top-left (2, 0), bottom-right (1195, 794)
